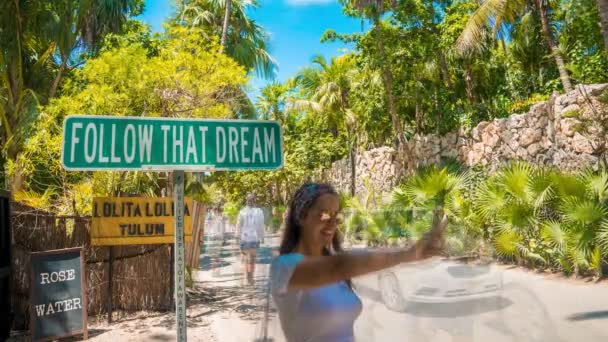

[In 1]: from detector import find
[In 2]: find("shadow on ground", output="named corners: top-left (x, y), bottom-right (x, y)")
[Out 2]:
top-left (188, 277), bottom-right (271, 322)
top-left (403, 297), bottom-right (513, 317)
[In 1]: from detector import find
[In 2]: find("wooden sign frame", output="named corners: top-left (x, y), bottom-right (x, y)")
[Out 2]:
top-left (29, 247), bottom-right (88, 342)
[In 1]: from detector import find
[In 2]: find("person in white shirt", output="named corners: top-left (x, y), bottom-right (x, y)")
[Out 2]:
top-left (237, 193), bottom-right (266, 286)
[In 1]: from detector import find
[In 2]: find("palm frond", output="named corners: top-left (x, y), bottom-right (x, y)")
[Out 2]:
top-left (456, 0), bottom-right (505, 53)
top-left (582, 169), bottom-right (608, 202)
top-left (598, 220), bottom-right (608, 253)
top-left (560, 197), bottom-right (607, 225)
top-left (590, 247), bottom-right (603, 275)
top-left (529, 168), bottom-right (555, 209)
top-left (288, 99), bottom-right (323, 113)
top-left (541, 220), bottom-right (567, 252)
top-left (456, 0), bottom-right (526, 53)
top-left (524, 251), bottom-right (547, 265)
top-left (551, 172), bottom-right (587, 199)
top-left (475, 180), bottom-right (506, 220)
top-left (494, 230), bottom-right (522, 258)
top-left (498, 162), bottom-right (534, 202)
top-left (567, 245), bottom-right (590, 271)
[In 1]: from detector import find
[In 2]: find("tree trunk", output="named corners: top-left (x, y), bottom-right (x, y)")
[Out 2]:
top-left (431, 209), bottom-right (448, 252)
top-left (439, 52), bottom-right (457, 105)
top-left (49, 57), bottom-right (67, 99)
top-left (598, 0), bottom-right (608, 60)
top-left (372, 13), bottom-right (414, 173)
top-left (536, 0), bottom-right (572, 92)
top-left (464, 63), bottom-right (476, 103)
top-left (220, 0), bottom-right (232, 49)
top-left (349, 139), bottom-right (356, 197)
top-left (415, 98), bottom-right (423, 134)
top-left (439, 52), bottom-right (453, 90)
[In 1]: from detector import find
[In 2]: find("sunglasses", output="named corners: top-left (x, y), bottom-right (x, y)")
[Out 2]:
top-left (319, 211), bottom-right (344, 225)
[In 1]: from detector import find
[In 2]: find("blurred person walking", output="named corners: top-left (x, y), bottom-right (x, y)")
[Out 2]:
top-left (237, 193), bottom-right (266, 286)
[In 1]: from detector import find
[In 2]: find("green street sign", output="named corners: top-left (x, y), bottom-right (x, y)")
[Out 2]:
top-left (62, 115), bottom-right (283, 171)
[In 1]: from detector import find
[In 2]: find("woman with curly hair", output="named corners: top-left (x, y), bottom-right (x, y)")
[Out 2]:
top-left (270, 183), bottom-right (445, 342)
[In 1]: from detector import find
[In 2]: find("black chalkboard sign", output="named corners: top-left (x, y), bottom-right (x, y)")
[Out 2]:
top-left (30, 248), bottom-right (88, 341)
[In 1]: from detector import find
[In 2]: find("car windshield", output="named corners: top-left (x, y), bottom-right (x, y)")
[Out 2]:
top-left (446, 264), bottom-right (491, 278)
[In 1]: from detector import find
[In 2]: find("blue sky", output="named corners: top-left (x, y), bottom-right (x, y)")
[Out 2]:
top-left (138, 0), bottom-right (362, 98)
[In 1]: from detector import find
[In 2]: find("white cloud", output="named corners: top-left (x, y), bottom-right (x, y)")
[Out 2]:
top-left (285, 0), bottom-right (334, 6)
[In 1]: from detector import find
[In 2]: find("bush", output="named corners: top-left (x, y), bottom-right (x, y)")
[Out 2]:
top-left (373, 162), bottom-right (608, 278)
top-left (223, 201), bottom-right (241, 225)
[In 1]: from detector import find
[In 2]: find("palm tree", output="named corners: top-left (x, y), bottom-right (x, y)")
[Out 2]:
top-left (256, 82), bottom-right (290, 124)
top-left (0, 0), bottom-right (141, 192)
top-left (47, 0), bottom-right (142, 98)
top-left (255, 82), bottom-right (292, 203)
top-left (391, 165), bottom-right (463, 250)
top-left (598, 0), bottom-right (608, 60)
top-left (292, 54), bottom-right (359, 196)
top-left (179, 0), bottom-right (277, 79)
top-left (457, 0), bottom-right (573, 92)
top-left (221, 0), bottom-right (232, 48)
top-left (343, 0), bottom-right (407, 152)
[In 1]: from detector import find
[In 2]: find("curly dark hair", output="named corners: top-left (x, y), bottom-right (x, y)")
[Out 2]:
top-left (279, 183), bottom-right (353, 289)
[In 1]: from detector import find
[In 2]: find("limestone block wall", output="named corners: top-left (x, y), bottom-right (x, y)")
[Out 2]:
top-left (326, 84), bottom-right (608, 194)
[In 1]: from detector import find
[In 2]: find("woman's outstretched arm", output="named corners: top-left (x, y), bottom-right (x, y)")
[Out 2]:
top-left (287, 214), bottom-right (448, 290)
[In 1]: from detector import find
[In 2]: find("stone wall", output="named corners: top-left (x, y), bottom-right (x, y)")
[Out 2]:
top-left (324, 146), bottom-right (400, 195)
top-left (326, 83), bottom-right (608, 195)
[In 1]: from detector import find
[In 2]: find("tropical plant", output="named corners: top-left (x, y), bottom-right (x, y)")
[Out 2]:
top-left (46, 0), bottom-right (145, 98)
top-left (341, 0), bottom-right (407, 151)
top-left (256, 82), bottom-right (291, 124)
top-left (475, 162), bottom-right (555, 265)
top-left (292, 54), bottom-right (359, 196)
top-left (341, 179), bottom-right (395, 246)
top-left (178, 0), bottom-right (276, 78)
top-left (391, 164), bottom-right (469, 255)
top-left (542, 170), bottom-right (608, 277)
top-left (0, 0), bottom-right (143, 192)
top-left (456, 0), bottom-right (573, 91)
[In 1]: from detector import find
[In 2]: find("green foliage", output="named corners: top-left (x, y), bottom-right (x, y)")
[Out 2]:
top-left (349, 162), bottom-right (608, 277)
top-left (177, 0), bottom-right (277, 79)
top-left (0, 0), bottom-right (144, 167)
top-left (470, 163), bottom-right (608, 276)
top-left (223, 201), bottom-right (241, 225)
top-left (8, 25), bottom-right (248, 212)
top-left (508, 94), bottom-right (550, 114)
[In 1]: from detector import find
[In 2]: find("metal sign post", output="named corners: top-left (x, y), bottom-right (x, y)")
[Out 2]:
top-left (174, 170), bottom-right (187, 341)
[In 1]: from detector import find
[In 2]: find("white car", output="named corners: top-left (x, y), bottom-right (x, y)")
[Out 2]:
top-left (378, 257), bottom-right (504, 311)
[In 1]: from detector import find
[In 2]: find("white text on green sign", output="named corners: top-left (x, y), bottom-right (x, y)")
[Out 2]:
top-left (62, 115), bottom-right (283, 171)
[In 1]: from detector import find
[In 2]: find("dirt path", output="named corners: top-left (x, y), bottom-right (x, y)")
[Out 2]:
top-left (82, 234), bottom-right (280, 342)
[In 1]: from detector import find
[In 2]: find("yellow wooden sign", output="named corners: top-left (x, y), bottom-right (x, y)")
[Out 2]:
top-left (91, 197), bottom-right (194, 246)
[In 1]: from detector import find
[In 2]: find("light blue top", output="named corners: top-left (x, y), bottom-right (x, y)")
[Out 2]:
top-left (270, 253), bottom-right (363, 342)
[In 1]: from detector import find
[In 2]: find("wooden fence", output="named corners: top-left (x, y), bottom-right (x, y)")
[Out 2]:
top-left (10, 201), bottom-right (205, 330)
